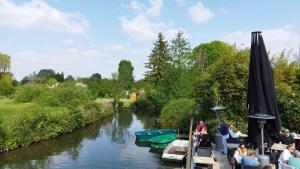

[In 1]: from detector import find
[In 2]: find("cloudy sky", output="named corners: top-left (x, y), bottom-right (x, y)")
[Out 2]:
top-left (0, 0), bottom-right (299, 80)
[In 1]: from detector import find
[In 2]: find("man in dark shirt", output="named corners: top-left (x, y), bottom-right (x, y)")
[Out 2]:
top-left (279, 129), bottom-right (295, 145)
top-left (219, 120), bottom-right (229, 154)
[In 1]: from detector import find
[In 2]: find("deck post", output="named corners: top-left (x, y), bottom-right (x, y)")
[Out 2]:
top-left (186, 118), bottom-right (193, 169)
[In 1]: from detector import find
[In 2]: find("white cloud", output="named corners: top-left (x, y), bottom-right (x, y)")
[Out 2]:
top-left (127, 0), bottom-right (145, 11)
top-left (63, 39), bottom-right (74, 45)
top-left (0, 0), bottom-right (88, 34)
top-left (221, 27), bottom-right (300, 58)
top-left (11, 44), bottom-right (149, 80)
top-left (121, 0), bottom-right (187, 42)
top-left (146, 0), bottom-right (163, 17)
top-left (119, 14), bottom-right (166, 41)
top-left (188, 1), bottom-right (214, 23)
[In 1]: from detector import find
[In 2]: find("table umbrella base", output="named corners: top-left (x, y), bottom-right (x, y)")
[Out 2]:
top-left (258, 155), bottom-right (270, 167)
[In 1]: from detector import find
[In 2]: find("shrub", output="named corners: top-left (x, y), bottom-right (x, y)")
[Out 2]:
top-left (0, 82), bottom-right (15, 96)
top-left (35, 83), bottom-right (92, 108)
top-left (160, 98), bottom-right (196, 129)
top-left (14, 84), bottom-right (46, 102)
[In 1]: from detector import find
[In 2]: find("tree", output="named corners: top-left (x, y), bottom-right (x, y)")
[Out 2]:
top-left (196, 48), bottom-right (249, 123)
top-left (170, 30), bottom-right (192, 69)
top-left (157, 31), bottom-right (194, 101)
top-left (145, 33), bottom-right (171, 87)
top-left (90, 73), bottom-right (102, 82)
top-left (112, 73), bottom-right (122, 108)
top-left (118, 60), bottom-right (134, 90)
top-left (55, 72), bottom-right (64, 82)
top-left (37, 69), bottom-right (56, 79)
top-left (0, 52), bottom-right (10, 73)
top-left (65, 75), bottom-right (75, 82)
top-left (192, 41), bottom-right (235, 68)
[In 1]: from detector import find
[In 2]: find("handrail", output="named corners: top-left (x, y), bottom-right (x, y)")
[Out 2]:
top-left (186, 118), bottom-right (193, 169)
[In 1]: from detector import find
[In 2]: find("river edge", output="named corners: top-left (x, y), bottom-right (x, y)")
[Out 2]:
top-left (0, 102), bottom-right (115, 154)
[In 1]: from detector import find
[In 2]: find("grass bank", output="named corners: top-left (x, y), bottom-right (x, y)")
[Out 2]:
top-left (0, 84), bottom-right (114, 152)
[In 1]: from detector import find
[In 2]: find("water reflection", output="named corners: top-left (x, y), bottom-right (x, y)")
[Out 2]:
top-left (0, 111), bottom-right (180, 169)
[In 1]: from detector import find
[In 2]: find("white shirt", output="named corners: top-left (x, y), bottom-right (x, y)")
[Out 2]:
top-left (278, 149), bottom-right (292, 164)
top-left (234, 149), bottom-right (247, 163)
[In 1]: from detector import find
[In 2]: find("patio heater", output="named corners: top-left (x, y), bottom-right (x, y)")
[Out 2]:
top-left (249, 113), bottom-right (275, 166)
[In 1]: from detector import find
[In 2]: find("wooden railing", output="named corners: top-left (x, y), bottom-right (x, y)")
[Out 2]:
top-left (185, 118), bottom-right (193, 169)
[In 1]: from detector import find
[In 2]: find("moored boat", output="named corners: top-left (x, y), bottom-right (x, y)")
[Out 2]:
top-left (149, 133), bottom-right (177, 144)
top-left (135, 129), bottom-right (177, 141)
top-left (162, 139), bottom-right (189, 162)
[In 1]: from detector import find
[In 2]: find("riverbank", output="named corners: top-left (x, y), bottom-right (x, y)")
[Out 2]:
top-left (0, 97), bottom-right (113, 152)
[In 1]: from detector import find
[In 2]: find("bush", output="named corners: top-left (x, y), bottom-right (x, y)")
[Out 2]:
top-left (34, 83), bottom-right (92, 108)
top-left (0, 82), bottom-right (15, 96)
top-left (14, 84), bottom-right (46, 102)
top-left (160, 98), bottom-right (196, 129)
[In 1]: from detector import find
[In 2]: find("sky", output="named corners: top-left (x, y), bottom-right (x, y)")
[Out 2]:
top-left (0, 0), bottom-right (299, 80)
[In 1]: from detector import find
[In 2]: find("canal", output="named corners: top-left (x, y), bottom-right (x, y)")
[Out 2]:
top-left (0, 111), bottom-right (182, 169)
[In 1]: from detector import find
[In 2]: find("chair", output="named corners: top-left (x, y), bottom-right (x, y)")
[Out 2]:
top-left (196, 147), bottom-right (212, 157)
top-left (279, 162), bottom-right (295, 169)
top-left (244, 165), bottom-right (261, 169)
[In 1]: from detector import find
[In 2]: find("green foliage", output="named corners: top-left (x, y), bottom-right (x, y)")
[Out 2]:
top-left (145, 32), bottom-right (171, 87)
top-left (160, 99), bottom-right (196, 129)
top-left (272, 52), bottom-right (300, 132)
top-left (132, 90), bottom-right (164, 114)
top-left (118, 60), bottom-right (134, 90)
top-left (170, 30), bottom-right (192, 68)
top-left (0, 52), bottom-right (11, 73)
top-left (35, 83), bottom-right (92, 108)
top-left (90, 73), bottom-right (102, 82)
top-left (14, 84), bottom-right (46, 103)
top-left (37, 69), bottom-right (56, 79)
top-left (192, 41), bottom-right (235, 68)
top-left (158, 66), bottom-right (194, 100)
top-left (0, 81), bottom-right (14, 96)
top-left (0, 95), bottom-right (111, 150)
top-left (196, 49), bottom-right (249, 122)
top-left (65, 75), bottom-right (75, 82)
top-left (98, 78), bottom-right (114, 97)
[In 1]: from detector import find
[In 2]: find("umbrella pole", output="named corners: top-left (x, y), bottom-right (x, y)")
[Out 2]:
top-left (258, 120), bottom-right (266, 155)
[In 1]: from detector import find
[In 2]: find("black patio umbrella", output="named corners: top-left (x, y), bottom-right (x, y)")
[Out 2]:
top-left (247, 31), bottom-right (282, 150)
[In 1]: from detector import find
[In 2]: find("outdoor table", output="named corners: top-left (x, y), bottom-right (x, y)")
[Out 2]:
top-left (194, 132), bottom-right (200, 135)
top-left (239, 133), bottom-right (248, 138)
top-left (193, 156), bottom-right (220, 169)
top-left (271, 143), bottom-right (287, 152)
top-left (227, 143), bottom-right (239, 151)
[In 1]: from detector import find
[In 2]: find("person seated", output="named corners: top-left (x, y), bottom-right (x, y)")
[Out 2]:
top-left (241, 149), bottom-right (259, 169)
top-left (195, 120), bottom-right (207, 142)
top-left (288, 150), bottom-right (300, 168)
top-left (228, 125), bottom-right (243, 143)
top-left (279, 129), bottom-right (295, 145)
top-left (278, 144), bottom-right (295, 164)
top-left (234, 144), bottom-right (248, 164)
top-left (199, 133), bottom-right (211, 147)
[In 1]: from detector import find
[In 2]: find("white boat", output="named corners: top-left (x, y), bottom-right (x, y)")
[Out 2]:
top-left (162, 139), bottom-right (189, 162)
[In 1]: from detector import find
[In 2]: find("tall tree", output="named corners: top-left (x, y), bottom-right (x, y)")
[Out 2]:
top-left (169, 30), bottom-right (192, 69)
top-left (145, 33), bottom-right (170, 87)
top-left (0, 52), bottom-right (10, 73)
top-left (118, 60), bottom-right (134, 90)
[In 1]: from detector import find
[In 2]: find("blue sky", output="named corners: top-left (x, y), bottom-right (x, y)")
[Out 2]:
top-left (0, 0), bottom-right (299, 80)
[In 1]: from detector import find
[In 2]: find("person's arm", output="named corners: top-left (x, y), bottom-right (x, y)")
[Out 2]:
top-left (282, 150), bottom-right (290, 163)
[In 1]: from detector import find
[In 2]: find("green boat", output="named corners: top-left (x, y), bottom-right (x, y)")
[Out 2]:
top-left (149, 133), bottom-right (177, 144)
top-left (135, 129), bottom-right (177, 141)
top-left (150, 143), bottom-right (169, 149)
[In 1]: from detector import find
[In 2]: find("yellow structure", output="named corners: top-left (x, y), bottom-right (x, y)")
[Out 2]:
top-left (129, 92), bottom-right (137, 101)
